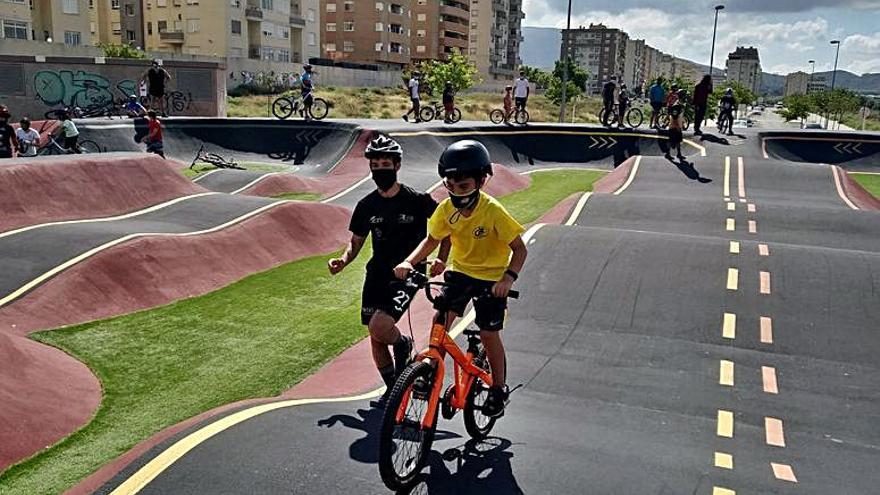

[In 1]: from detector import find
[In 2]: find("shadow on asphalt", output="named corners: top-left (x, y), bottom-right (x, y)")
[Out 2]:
top-left (665, 155), bottom-right (714, 183)
top-left (400, 437), bottom-right (524, 495)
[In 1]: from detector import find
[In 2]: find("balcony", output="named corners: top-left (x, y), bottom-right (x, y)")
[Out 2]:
top-left (440, 4), bottom-right (469, 19)
top-left (159, 31), bottom-right (185, 43)
top-left (289, 15), bottom-right (306, 27)
top-left (249, 45), bottom-right (262, 59)
top-left (439, 20), bottom-right (467, 35)
top-left (245, 6), bottom-right (263, 20)
top-left (442, 36), bottom-right (468, 49)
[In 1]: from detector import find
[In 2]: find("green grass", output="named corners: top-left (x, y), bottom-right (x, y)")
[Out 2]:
top-left (272, 192), bottom-right (322, 201)
top-left (0, 169), bottom-right (603, 494)
top-left (499, 169), bottom-right (607, 224)
top-left (850, 172), bottom-right (880, 199)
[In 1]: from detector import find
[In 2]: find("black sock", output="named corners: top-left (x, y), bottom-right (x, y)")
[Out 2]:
top-left (379, 365), bottom-right (396, 388)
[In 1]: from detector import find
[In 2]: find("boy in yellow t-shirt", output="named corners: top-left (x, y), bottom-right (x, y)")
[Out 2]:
top-left (394, 140), bottom-right (527, 418)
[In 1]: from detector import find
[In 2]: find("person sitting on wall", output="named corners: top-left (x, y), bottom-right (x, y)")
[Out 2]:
top-left (123, 95), bottom-right (148, 118)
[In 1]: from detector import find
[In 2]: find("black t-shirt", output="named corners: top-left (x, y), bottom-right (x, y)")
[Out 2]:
top-left (0, 123), bottom-right (14, 154)
top-left (602, 81), bottom-right (616, 101)
top-left (148, 67), bottom-right (166, 89)
top-left (720, 95), bottom-right (736, 111)
top-left (349, 184), bottom-right (438, 276)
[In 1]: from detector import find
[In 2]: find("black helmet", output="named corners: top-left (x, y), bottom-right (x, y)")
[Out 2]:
top-left (365, 134), bottom-right (403, 159)
top-left (304, 64), bottom-right (312, 70)
top-left (438, 140), bottom-right (492, 179)
top-left (0, 105), bottom-right (9, 118)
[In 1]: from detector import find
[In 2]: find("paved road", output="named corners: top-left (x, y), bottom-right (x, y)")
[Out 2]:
top-left (91, 125), bottom-right (880, 494)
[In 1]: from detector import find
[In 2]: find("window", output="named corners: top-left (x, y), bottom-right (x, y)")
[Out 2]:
top-left (2, 20), bottom-right (28, 40)
top-left (157, 20), bottom-right (167, 32)
top-left (417, 0), bottom-right (426, 4)
top-left (344, 1), bottom-right (354, 11)
top-left (157, 0), bottom-right (167, 6)
top-left (343, 21), bottom-right (354, 31)
top-left (261, 0), bottom-right (274, 9)
top-left (112, 22), bottom-right (121, 34)
top-left (375, 42), bottom-right (383, 52)
top-left (326, 22), bottom-right (336, 31)
top-left (326, 3), bottom-right (335, 12)
top-left (90, 22), bottom-right (96, 34)
top-left (111, 0), bottom-right (120, 8)
top-left (389, 42), bottom-right (402, 53)
top-left (308, 32), bottom-right (316, 45)
top-left (375, 1), bottom-right (383, 10)
top-left (64, 31), bottom-right (81, 45)
top-left (262, 21), bottom-right (273, 36)
top-left (416, 29), bottom-right (425, 37)
top-left (307, 8), bottom-right (315, 21)
top-left (389, 3), bottom-right (403, 14)
top-left (281, 26), bottom-right (289, 38)
top-left (416, 45), bottom-right (425, 53)
top-left (231, 20), bottom-right (241, 34)
top-left (325, 43), bottom-right (336, 52)
top-left (63, 0), bottom-right (79, 14)
top-left (126, 30), bottom-right (136, 41)
top-left (343, 40), bottom-right (354, 52)
top-left (125, 4), bottom-right (135, 15)
top-left (147, 22), bottom-right (152, 35)
top-left (417, 13), bottom-right (426, 21)
top-left (187, 19), bottom-right (200, 33)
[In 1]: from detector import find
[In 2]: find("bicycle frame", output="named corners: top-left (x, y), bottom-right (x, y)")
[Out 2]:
top-left (394, 313), bottom-right (493, 430)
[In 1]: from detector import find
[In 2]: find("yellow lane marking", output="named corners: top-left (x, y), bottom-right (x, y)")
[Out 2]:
top-left (729, 241), bottom-right (740, 254)
top-left (726, 268), bottom-right (739, 290)
top-left (737, 156), bottom-right (746, 198)
top-left (723, 156), bottom-right (731, 198)
top-left (0, 192), bottom-right (220, 240)
top-left (758, 243), bottom-right (770, 256)
top-left (613, 155), bottom-right (642, 195)
top-left (726, 218), bottom-right (735, 231)
top-left (683, 138), bottom-right (708, 156)
top-left (771, 463), bottom-right (798, 482)
top-left (564, 192), bottom-right (593, 226)
top-left (713, 487), bottom-right (736, 495)
top-left (760, 316), bottom-right (774, 344)
top-left (748, 220), bottom-right (757, 234)
top-left (760, 271), bottom-right (771, 294)
top-left (719, 360), bottom-right (735, 386)
top-left (107, 222), bottom-right (548, 495)
top-left (724, 196), bottom-right (731, 202)
top-left (717, 410), bottom-right (734, 437)
top-left (765, 417), bottom-right (786, 446)
top-left (722, 313), bottom-right (736, 339)
top-left (0, 201), bottom-right (289, 310)
top-left (715, 452), bottom-right (734, 469)
top-left (762, 366), bottom-right (779, 394)
top-left (747, 203), bottom-right (756, 213)
top-left (727, 202), bottom-right (735, 211)
top-left (832, 165), bottom-right (860, 210)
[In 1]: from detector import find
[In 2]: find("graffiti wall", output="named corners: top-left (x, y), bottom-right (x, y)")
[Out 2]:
top-left (0, 56), bottom-right (225, 118)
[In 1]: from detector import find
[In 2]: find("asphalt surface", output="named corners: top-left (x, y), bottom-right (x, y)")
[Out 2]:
top-left (91, 120), bottom-right (880, 494)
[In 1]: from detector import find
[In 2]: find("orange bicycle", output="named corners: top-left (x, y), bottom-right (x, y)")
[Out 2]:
top-left (377, 271), bottom-right (518, 490)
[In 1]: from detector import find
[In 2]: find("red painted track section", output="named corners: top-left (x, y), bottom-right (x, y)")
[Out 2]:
top-left (0, 154), bottom-right (203, 233)
top-left (429, 162), bottom-right (531, 202)
top-left (592, 155), bottom-right (638, 194)
top-left (841, 169), bottom-right (880, 211)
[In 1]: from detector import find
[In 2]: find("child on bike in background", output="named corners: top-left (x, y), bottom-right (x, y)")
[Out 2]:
top-left (442, 81), bottom-right (455, 124)
top-left (300, 64), bottom-right (315, 121)
top-left (617, 83), bottom-right (630, 129)
top-left (55, 110), bottom-right (81, 154)
top-left (144, 110), bottom-right (165, 159)
top-left (503, 85), bottom-right (513, 122)
top-left (665, 90), bottom-right (686, 161)
top-left (15, 118), bottom-right (40, 157)
top-left (0, 105), bottom-right (15, 158)
top-left (395, 140), bottom-right (528, 418)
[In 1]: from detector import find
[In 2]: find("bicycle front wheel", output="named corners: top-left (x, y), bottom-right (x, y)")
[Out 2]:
top-left (658, 113), bottom-right (670, 129)
top-left (449, 108), bottom-right (461, 124)
top-left (378, 361), bottom-right (438, 491)
top-left (79, 140), bottom-right (102, 154)
top-left (626, 108), bottom-right (644, 129)
top-left (489, 109), bottom-right (505, 125)
top-left (309, 98), bottom-right (329, 120)
top-left (272, 97), bottom-right (294, 120)
top-left (515, 109), bottom-right (530, 125)
top-left (419, 106), bottom-right (435, 122)
top-left (463, 349), bottom-right (498, 440)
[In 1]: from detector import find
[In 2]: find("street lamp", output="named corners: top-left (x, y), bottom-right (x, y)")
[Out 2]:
top-left (558, 0), bottom-right (573, 123)
top-left (709, 5), bottom-right (725, 77)
top-left (807, 59), bottom-right (815, 94)
top-left (829, 40), bottom-right (841, 90)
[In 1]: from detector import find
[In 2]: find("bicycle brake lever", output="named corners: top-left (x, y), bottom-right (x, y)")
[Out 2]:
top-left (507, 383), bottom-right (524, 395)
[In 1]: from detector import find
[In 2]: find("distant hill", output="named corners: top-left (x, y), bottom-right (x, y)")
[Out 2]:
top-left (762, 71), bottom-right (880, 95)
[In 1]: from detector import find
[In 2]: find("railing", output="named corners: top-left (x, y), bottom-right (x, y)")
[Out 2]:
top-left (245, 6), bottom-right (263, 20)
top-left (289, 15), bottom-right (306, 26)
top-left (159, 31), bottom-right (185, 42)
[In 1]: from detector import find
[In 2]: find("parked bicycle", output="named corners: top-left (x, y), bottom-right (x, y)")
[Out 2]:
top-left (272, 92), bottom-right (329, 120)
top-left (189, 143), bottom-right (245, 170)
top-left (657, 107), bottom-right (692, 130)
top-left (598, 105), bottom-right (643, 129)
top-left (419, 101), bottom-right (461, 124)
top-left (33, 120), bottom-right (101, 155)
top-left (489, 107), bottom-right (530, 125)
top-left (378, 271), bottom-right (519, 491)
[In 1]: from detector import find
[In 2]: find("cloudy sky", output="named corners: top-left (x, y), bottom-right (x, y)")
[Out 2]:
top-left (522, 0), bottom-right (880, 75)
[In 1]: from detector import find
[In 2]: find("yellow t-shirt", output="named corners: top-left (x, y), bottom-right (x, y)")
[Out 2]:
top-left (428, 191), bottom-right (525, 281)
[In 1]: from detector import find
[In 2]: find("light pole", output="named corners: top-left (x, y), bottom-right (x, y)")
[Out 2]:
top-left (709, 5), bottom-right (725, 77)
top-left (807, 59), bottom-right (815, 93)
top-left (558, 0), bottom-right (573, 123)
top-left (829, 40), bottom-right (841, 90)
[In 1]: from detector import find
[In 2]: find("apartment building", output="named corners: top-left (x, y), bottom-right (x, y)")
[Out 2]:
top-left (784, 71), bottom-right (808, 97)
top-left (561, 23), bottom-right (629, 94)
top-left (319, 0), bottom-right (412, 69)
top-left (411, 0), bottom-right (469, 63)
top-left (89, 0), bottom-right (145, 49)
top-left (623, 38), bottom-right (646, 91)
top-left (726, 46), bottom-right (762, 94)
top-left (1, 0), bottom-right (90, 45)
top-left (469, 0), bottom-right (524, 85)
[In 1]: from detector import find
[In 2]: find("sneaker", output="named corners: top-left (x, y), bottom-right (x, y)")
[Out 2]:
top-left (482, 386), bottom-right (508, 418)
top-left (393, 336), bottom-right (413, 377)
top-left (664, 153), bottom-right (673, 160)
top-left (677, 153), bottom-right (686, 160)
top-left (402, 115), bottom-right (409, 122)
top-left (694, 130), bottom-right (703, 136)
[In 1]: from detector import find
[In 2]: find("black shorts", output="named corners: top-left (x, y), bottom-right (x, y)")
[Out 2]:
top-left (361, 269), bottom-right (420, 325)
top-left (149, 87), bottom-right (165, 98)
top-left (435, 271), bottom-right (507, 332)
top-left (64, 136), bottom-right (79, 149)
top-left (668, 128), bottom-right (683, 145)
top-left (514, 97), bottom-right (527, 109)
top-left (651, 102), bottom-right (663, 112)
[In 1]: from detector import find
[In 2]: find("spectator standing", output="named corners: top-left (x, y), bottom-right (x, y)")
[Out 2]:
top-left (15, 118), bottom-right (40, 157)
top-left (503, 85), bottom-right (513, 122)
top-left (601, 76), bottom-right (617, 126)
top-left (513, 70), bottom-right (530, 111)
top-left (665, 91), bottom-right (686, 161)
top-left (693, 75), bottom-right (713, 135)
top-left (617, 83), bottom-right (630, 129)
top-left (403, 71), bottom-right (422, 123)
top-left (649, 78), bottom-right (667, 128)
top-left (442, 81), bottom-right (455, 123)
top-left (0, 105), bottom-right (15, 158)
top-left (141, 59), bottom-right (172, 116)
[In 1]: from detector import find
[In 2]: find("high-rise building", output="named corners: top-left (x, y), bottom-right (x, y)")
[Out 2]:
top-left (726, 46), bottom-right (762, 94)
top-left (319, 0), bottom-right (412, 68)
top-left (470, 0), bottom-right (524, 85)
top-left (0, 0), bottom-right (91, 45)
top-left (411, 0), bottom-right (469, 63)
top-left (784, 71), bottom-right (808, 97)
top-left (561, 23), bottom-right (629, 94)
top-left (623, 38), bottom-right (647, 92)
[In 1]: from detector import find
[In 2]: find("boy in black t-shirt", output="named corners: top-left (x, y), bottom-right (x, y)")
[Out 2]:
top-left (0, 105), bottom-right (16, 159)
top-left (328, 135), bottom-right (448, 406)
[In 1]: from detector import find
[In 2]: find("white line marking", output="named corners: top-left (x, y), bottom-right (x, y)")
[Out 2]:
top-left (613, 156), bottom-right (642, 195)
top-left (723, 156), bottom-right (731, 198)
top-left (831, 165), bottom-right (860, 210)
top-left (565, 192), bottom-right (593, 226)
top-left (520, 166), bottom-right (609, 175)
top-left (320, 174), bottom-right (372, 203)
top-left (191, 169), bottom-right (221, 183)
top-left (230, 172), bottom-right (285, 195)
top-left (737, 156), bottom-right (746, 199)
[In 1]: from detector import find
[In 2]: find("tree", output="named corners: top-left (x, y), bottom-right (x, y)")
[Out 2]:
top-left (98, 42), bottom-right (147, 59)
top-left (414, 50), bottom-right (482, 97)
top-left (520, 65), bottom-right (552, 91)
top-left (706, 80), bottom-right (756, 119)
top-left (780, 93), bottom-right (811, 122)
top-left (544, 58), bottom-right (589, 105)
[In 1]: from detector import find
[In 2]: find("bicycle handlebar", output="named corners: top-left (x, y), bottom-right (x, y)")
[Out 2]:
top-left (405, 271), bottom-right (519, 303)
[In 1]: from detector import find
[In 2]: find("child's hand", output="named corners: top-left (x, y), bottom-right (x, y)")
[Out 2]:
top-left (394, 261), bottom-right (413, 280)
top-left (327, 257), bottom-right (346, 274)
top-left (429, 259), bottom-right (446, 277)
top-left (492, 275), bottom-right (515, 298)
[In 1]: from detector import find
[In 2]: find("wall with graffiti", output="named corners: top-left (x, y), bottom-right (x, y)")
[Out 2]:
top-left (0, 55), bottom-right (226, 119)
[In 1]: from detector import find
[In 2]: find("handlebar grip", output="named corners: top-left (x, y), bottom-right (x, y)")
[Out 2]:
top-left (508, 289), bottom-right (519, 299)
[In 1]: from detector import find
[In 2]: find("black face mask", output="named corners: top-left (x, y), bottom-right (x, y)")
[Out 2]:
top-left (449, 189), bottom-right (479, 210)
top-left (372, 169), bottom-right (397, 191)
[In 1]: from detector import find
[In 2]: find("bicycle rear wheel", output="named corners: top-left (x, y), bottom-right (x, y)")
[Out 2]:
top-left (79, 140), bottom-right (101, 154)
top-left (272, 97), bottom-right (294, 120)
top-left (419, 106), bottom-right (435, 123)
top-left (658, 113), bottom-right (670, 129)
top-left (489, 109), bottom-right (505, 124)
top-left (626, 108), bottom-right (644, 129)
top-left (378, 361), bottom-right (438, 491)
top-left (449, 108), bottom-right (461, 124)
top-left (463, 348), bottom-right (498, 440)
top-left (309, 98), bottom-right (329, 120)
top-left (514, 109), bottom-right (529, 125)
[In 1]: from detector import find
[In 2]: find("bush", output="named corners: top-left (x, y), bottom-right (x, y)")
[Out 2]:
top-left (98, 43), bottom-right (147, 59)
